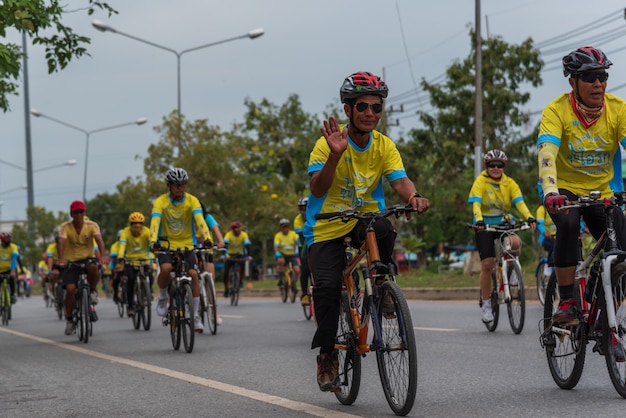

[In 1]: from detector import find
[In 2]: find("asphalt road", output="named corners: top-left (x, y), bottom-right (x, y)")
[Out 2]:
top-left (1, 294), bottom-right (625, 417)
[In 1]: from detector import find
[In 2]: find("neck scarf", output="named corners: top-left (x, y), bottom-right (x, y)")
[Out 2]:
top-left (569, 91), bottom-right (604, 129)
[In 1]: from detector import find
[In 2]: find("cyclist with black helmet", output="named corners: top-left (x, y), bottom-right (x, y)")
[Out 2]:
top-left (118, 212), bottom-right (152, 317)
top-left (150, 168), bottom-right (212, 333)
top-left (468, 149), bottom-right (536, 324)
top-left (539, 46), bottom-right (626, 325)
top-left (274, 218), bottom-right (301, 287)
top-left (222, 221), bottom-right (252, 297)
top-left (304, 71), bottom-right (429, 392)
top-left (294, 197), bottom-right (312, 305)
top-left (0, 232), bottom-right (19, 304)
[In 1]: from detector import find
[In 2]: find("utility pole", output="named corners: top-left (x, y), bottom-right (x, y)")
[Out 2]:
top-left (474, 0), bottom-right (483, 178)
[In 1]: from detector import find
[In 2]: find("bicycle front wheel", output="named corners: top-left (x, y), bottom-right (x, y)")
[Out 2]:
top-left (603, 262), bottom-right (626, 398)
top-left (204, 274), bottom-right (218, 335)
top-left (535, 259), bottom-right (549, 306)
top-left (334, 291), bottom-right (361, 405)
top-left (181, 282), bottom-right (195, 353)
top-left (484, 270), bottom-right (499, 332)
top-left (375, 281), bottom-right (417, 416)
top-left (506, 262), bottom-right (525, 334)
top-left (543, 273), bottom-right (585, 389)
top-left (140, 278), bottom-right (152, 331)
top-left (117, 283), bottom-right (125, 318)
top-left (77, 288), bottom-right (90, 343)
top-left (1, 284), bottom-right (9, 326)
top-left (170, 291), bottom-right (181, 350)
top-left (55, 285), bottom-right (64, 320)
top-left (230, 272), bottom-right (240, 307)
top-left (280, 271), bottom-right (288, 303)
top-left (132, 280), bottom-right (141, 330)
top-left (289, 270), bottom-right (298, 303)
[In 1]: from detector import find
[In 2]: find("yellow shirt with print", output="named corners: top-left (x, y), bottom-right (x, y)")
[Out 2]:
top-left (274, 230), bottom-right (299, 256)
top-left (58, 220), bottom-right (102, 262)
top-left (150, 192), bottom-right (210, 250)
top-left (118, 225), bottom-right (151, 263)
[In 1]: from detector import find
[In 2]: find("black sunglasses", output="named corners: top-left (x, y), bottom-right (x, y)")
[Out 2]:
top-left (355, 102), bottom-right (383, 114)
top-left (579, 72), bottom-right (609, 83)
top-left (72, 209), bottom-right (85, 214)
top-left (487, 163), bottom-right (504, 169)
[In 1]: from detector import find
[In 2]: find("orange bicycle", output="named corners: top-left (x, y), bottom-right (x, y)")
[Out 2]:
top-left (315, 204), bottom-right (418, 416)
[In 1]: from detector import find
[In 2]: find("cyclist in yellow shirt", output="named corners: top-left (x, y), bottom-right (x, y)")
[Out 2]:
top-left (274, 218), bottom-right (301, 288)
top-left (222, 221), bottom-right (251, 297)
top-left (118, 212), bottom-right (152, 317)
top-left (150, 168), bottom-right (212, 333)
top-left (294, 197), bottom-right (311, 305)
top-left (0, 232), bottom-right (19, 304)
top-left (57, 200), bottom-right (107, 335)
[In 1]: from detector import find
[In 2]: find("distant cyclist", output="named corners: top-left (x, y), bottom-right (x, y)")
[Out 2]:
top-left (294, 197), bottom-right (312, 305)
top-left (150, 168), bottom-right (212, 334)
top-left (117, 212), bottom-right (152, 317)
top-left (0, 232), bottom-right (19, 304)
top-left (222, 221), bottom-right (251, 297)
top-left (274, 218), bottom-right (301, 287)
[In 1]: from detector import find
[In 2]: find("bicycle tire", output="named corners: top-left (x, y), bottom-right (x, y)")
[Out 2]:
top-left (56, 285), bottom-right (64, 320)
top-left (1, 283), bottom-right (9, 326)
top-left (289, 269), bottom-right (297, 303)
top-left (170, 290), bottom-right (181, 350)
top-left (117, 282), bottom-right (126, 318)
top-left (334, 290), bottom-right (361, 405)
top-left (543, 272), bottom-right (586, 389)
top-left (280, 270), bottom-right (288, 303)
top-left (603, 262), bottom-right (626, 398)
top-left (204, 274), bottom-right (218, 335)
top-left (375, 281), bottom-right (417, 416)
top-left (77, 288), bottom-right (90, 343)
top-left (484, 270), bottom-right (499, 332)
top-left (507, 262), bottom-right (525, 334)
top-left (181, 282), bottom-right (195, 353)
top-left (141, 278), bottom-right (152, 331)
top-left (132, 277), bottom-right (143, 330)
top-left (230, 270), bottom-right (240, 307)
top-left (535, 258), bottom-right (548, 306)
top-left (302, 299), bottom-right (313, 320)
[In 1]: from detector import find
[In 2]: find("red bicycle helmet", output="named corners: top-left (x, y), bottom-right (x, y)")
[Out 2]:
top-left (340, 71), bottom-right (389, 103)
top-left (563, 46), bottom-right (612, 77)
top-left (230, 221), bottom-right (242, 230)
top-left (0, 232), bottom-right (11, 243)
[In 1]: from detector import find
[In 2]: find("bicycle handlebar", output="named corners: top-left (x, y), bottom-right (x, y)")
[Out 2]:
top-left (314, 204), bottom-right (416, 223)
top-left (466, 222), bottom-right (530, 232)
top-left (557, 193), bottom-right (623, 211)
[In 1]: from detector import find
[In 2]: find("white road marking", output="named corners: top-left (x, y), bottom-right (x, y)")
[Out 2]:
top-left (415, 326), bottom-right (460, 332)
top-left (0, 327), bottom-right (361, 418)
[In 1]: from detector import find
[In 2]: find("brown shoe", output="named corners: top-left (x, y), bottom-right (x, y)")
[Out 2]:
top-left (317, 351), bottom-right (340, 392)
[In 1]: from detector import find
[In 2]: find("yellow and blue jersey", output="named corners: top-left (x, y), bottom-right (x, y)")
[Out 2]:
top-left (0, 243), bottom-right (19, 272)
top-left (150, 192), bottom-right (210, 250)
top-left (118, 226), bottom-right (151, 262)
top-left (468, 171), bottom-right (533, 225)
top-left (274, 230), bottom-right (299, 256)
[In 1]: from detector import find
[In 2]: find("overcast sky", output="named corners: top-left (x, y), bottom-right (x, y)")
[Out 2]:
top-left (1, 0), bottom-right (626, 223)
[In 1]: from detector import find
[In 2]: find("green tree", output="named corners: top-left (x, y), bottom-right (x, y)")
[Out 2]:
top-left (397, 33), bottom-right (544, 253)
top-left (11, 206), bottom-right (66, 269)
top-left (0, 0), bottom-right (117, 111)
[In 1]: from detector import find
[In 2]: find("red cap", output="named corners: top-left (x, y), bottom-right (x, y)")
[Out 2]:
top-left (70, 200), bottom-right (86, 213)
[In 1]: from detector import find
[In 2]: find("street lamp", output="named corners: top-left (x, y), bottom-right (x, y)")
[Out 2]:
top-left (0, 185), bottom-right (27, 229)
top-left (92, 20), bottom-right (264, 119)
top-left (30, 109), bottom-right (148, 201)
top-left (0, 158), bottom-right (77, 173)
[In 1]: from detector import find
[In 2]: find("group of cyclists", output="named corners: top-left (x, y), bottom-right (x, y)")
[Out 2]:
top-left (2, 45), bottom-right (625, 400)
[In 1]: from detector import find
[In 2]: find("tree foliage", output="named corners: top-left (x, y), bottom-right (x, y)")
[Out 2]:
top-left (0, 0), bottom-right (117, 112)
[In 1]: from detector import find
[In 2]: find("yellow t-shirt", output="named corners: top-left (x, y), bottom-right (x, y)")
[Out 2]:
top-left (273, 230), bottom-right (299, 256)
top-left (224, 230), bottom-right (251, 257)
top-left (0, 242), bottom-right (19, 272)
top-left (58, 220), bottom-right (102, 262)
top-left (45, 243), bottom-right (58, 263)
top-left (118, 226), bottom-right (151, 262)
top-left (150, 192), bottom-right (210, 250)
top-left (467, 171), bottom-right (533, 225)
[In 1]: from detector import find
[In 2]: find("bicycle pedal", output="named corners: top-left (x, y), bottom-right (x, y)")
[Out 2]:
top-left (592, 341), bottom-right (605, 356)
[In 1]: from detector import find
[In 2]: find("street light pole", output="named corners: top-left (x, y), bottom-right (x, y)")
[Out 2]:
top-left (92, 20), bottom-right (264, 119)
top-left (0, 158), bottom-right (77, 173)
top-left (30, 110), bottom-right (147, 201)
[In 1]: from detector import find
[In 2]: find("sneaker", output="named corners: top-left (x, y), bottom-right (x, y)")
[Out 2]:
top-left (90, 290), bottom-right (99, 305)
top-left (64, 320), bottom-right (76, 335)
top-left (127, 307), bottom-right (135, 317)
top-left (317, 351), bottom-right (340, 392)
top-left (216, 315), bottom-right (223, 326)
top-left (90, 307), bottom-right (98, 322)
top-left (194, 316), bottom-right (204, 333)
top-left (552, 299), bottom-right (579, 324)
top-left (301, 294), bottom-right (311, 306)
top-left (481, 306), bottom-right (494, 323)
top-left (156, 298), bottom-right (168, 317)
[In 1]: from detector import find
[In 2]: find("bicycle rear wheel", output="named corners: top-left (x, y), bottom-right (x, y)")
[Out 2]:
top-left (170, 291), bottom-right (181, 350)
top-left (603, 262), bottom-right (626, 398)
top-left (543, 273), bottom-right (585, 389)
top-left (535, 259), bottom-right (549, 306)
top-left (289, 270), bottom-right (297, 303)
top-left (203, 274), bottom-right (218, 335)
top-left (181, 282), bottom-right (195, 353)
top-left (483, 270), bottom-right (499, 332)
top-left (140, 278), bottom-right (152, 331)
top-left (507, 262), bottom-right (525, 334)
top-left (334, 290), bottom-right (361, 405)
top-left (55, 285), bottom-right (64, 320)
top-left (117, 282), bottom-right (126, 318)
top-left (132, 280), bottom-right (142, 330)
top-left (375, 281), bottom-right (417, 416)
